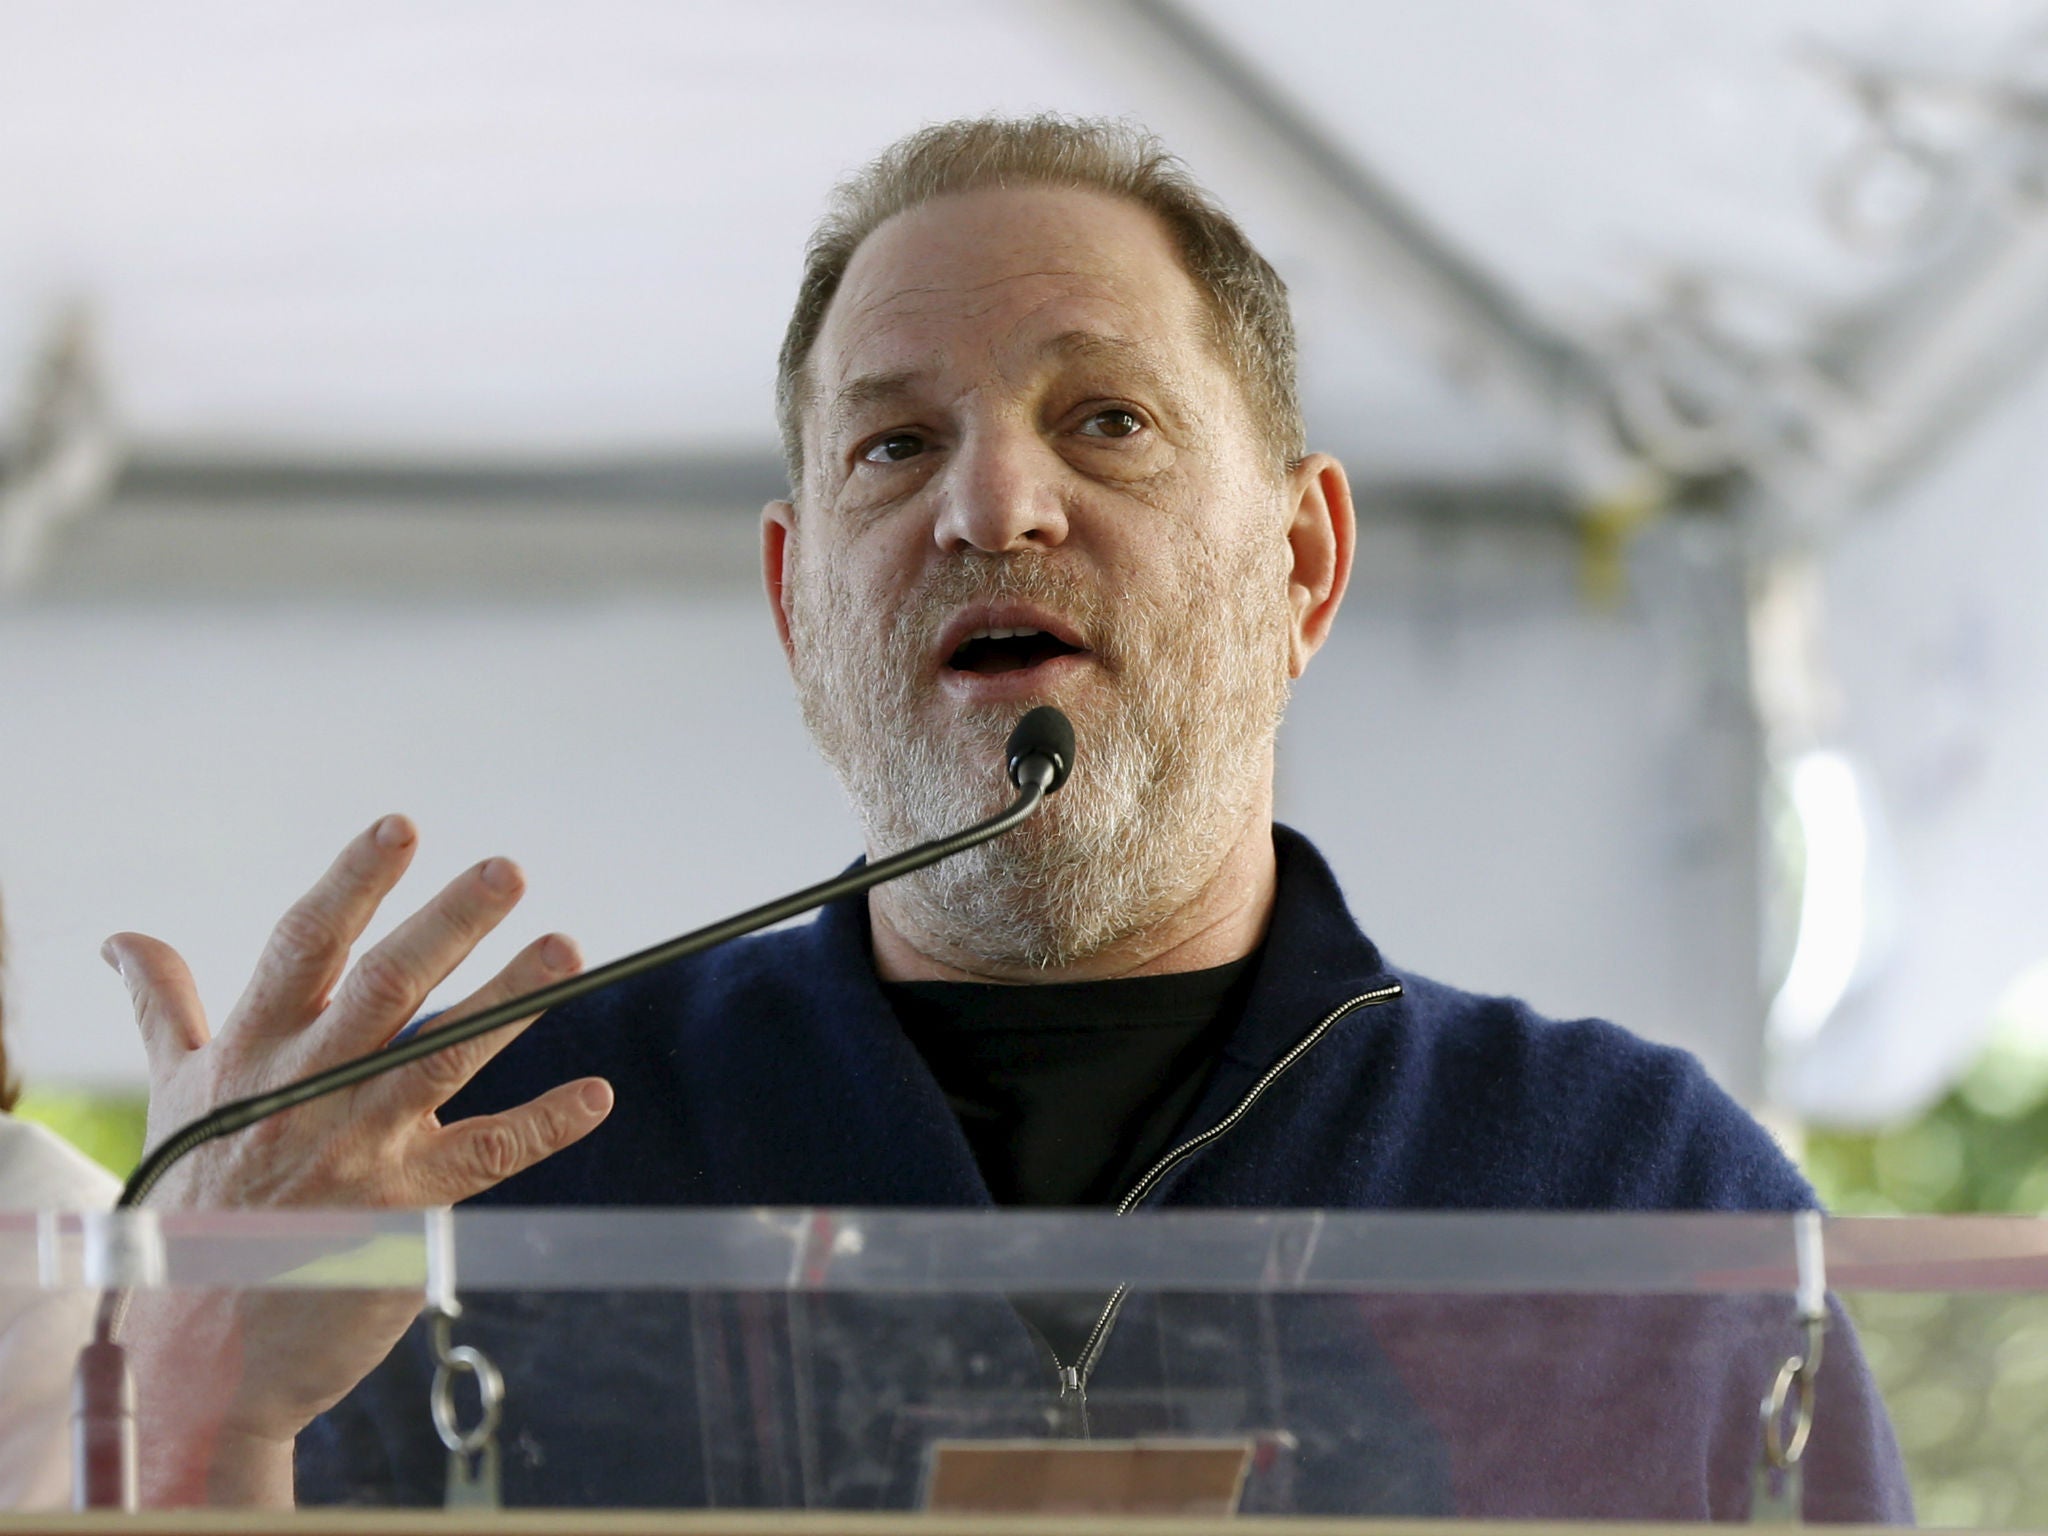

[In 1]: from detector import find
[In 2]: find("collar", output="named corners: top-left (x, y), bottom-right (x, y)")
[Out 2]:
top-left (798, 823), bottom-right (1395, 1195)
top-left (1172, 824), bottom-right (1397, 1149)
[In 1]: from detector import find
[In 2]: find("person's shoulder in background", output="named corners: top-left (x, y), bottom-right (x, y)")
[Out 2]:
top-left (0, 1114), bottom-right (121, 1510)
top-left (0, 1114), bottom-right (121, 1210)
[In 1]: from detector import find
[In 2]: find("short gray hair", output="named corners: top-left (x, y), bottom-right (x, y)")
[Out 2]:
top-left (775, 114), bottom-right (1305, 489)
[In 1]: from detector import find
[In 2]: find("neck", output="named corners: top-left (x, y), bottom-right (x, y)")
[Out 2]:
top-left (869, 798), bottom-right (1279, 984)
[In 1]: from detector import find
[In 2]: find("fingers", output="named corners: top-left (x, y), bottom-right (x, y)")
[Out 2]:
top-left (229, 815), bottom-right (419, 1038)
top-left (320, 855), bottom-right (530, 1057)
top-left (363, 932), bottom-right (584, 1119)
top-left (103, 933), bottom-right (211, 1078)
top-left (421, 1077), bottom-right (614, 1204)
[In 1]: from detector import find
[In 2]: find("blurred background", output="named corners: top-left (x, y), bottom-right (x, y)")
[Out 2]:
top-left (1, 1), bottom-right (2047, 1516)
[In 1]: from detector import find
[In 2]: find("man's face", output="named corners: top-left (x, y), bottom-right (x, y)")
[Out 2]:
top-left (768, 185), bottom-right (1304, 969)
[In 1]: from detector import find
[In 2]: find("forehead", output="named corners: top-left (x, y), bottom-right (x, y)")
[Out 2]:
top-left (810, 185), bottom-right (1219, 403)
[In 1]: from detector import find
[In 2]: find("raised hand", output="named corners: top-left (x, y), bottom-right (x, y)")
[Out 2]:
top-left (100, 815), bottom-right (614, 1505)
top-left (106, 813), bottom-right (613, 1210)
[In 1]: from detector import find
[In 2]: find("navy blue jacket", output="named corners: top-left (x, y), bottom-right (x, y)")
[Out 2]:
top-left (442, 825), bottom-right (1811, 1213)
top-left (298, 827), bottom-right (1908, 1520)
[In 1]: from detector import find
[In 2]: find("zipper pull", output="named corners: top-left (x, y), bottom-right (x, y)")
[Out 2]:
top-left (1051, 1364), bottom-right (1091, 1440)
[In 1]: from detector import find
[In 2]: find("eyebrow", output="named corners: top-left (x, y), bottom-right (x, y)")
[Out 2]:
top-left (825, 331), bottom-right (1201, 442)
top-left (1043, 331), bottom-right (1199, 426)
top-left (827, 369), bottom-right (922, 431)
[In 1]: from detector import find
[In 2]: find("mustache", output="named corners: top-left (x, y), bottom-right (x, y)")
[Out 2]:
top-left (888, 555), bottom-right (1117, 668)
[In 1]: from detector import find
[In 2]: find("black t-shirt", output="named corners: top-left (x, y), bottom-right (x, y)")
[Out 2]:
top-left (882, 954), bottom-right (1259, 1209)
top-left (884, 955), bottom-right (1261, 1369)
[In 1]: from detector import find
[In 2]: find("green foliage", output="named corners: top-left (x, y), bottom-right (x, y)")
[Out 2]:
top-left (11, 1087), bottom-right (147, 1177)
top-left (1803, 984), bottom-right (2048, 1529)
top-left (1807, 1002), bottom-right (2048, 1218)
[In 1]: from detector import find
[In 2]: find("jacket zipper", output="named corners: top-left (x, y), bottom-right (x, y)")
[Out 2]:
top-left (1042, 980), bottom-right (1405, 1425)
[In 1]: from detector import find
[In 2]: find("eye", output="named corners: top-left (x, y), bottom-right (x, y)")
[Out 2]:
top-left (1078, 407), bottom-right (1144, 440)
top-left (860, 432), bottom-right (926, 465)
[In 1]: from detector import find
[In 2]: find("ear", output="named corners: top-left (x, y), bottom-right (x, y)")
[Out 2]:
top-left (761, 499), bottom-right (799, 665)
top-left (1282, 453), bottom-right (1355, 678)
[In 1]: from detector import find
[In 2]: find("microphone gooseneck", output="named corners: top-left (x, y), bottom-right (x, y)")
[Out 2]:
top-left (79, 707), bottom-right (1076, 1511)
top-left (114, 707), bottom-right (1077, 1212)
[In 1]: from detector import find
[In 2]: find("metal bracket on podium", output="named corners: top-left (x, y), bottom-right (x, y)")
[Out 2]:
top-left (1753, 1211), bottom-right (1828, 1525)
top-left (79, 1207), bottom-right (165, 1291)
top-left (424, 1207), bottom-right (503, 1510)
top-left (70, 1210), bottom-right (159, 1513)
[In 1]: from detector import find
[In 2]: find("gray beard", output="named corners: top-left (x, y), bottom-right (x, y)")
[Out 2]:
top-left (787, 541), bottom-right (1292, 971)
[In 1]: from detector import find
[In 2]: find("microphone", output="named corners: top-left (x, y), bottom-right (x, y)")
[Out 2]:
top-left (1006, 705), bottom-right (1075, 796)
top-left (75, 708), bottom-right (1076, 1511)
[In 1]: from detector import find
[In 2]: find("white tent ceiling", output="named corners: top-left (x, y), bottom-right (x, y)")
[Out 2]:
top-left (2, 0), bottom-right (2039, 476)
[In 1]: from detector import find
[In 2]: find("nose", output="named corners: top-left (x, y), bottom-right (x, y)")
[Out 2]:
top-left (930, 425), bottom-right (1069, 555)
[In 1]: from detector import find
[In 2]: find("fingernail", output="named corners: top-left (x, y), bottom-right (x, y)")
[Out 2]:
top-left (375, 815), bottom-right (413, 850)
top-left (99, 940), bottom-right (124, 978)
top-left (579, 1081), bottom-right (613, 1114)
top-left (479, 858), bottom-right (518, 894)
top-left (540, 935), bottom-right (578, 973)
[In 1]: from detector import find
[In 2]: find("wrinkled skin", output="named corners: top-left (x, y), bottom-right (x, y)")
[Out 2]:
top-left (764, 185), bottom-right (1355, 983)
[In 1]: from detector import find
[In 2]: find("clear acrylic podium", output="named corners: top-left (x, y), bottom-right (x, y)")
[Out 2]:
top-left (5, 1208), bottom-right (2047, 1529)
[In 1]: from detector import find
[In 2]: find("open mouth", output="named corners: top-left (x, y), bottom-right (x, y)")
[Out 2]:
top-left (946, 627), bottom-right (1085, 675)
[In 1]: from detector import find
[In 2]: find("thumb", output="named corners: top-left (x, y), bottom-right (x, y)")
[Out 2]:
top-left (103, 932), bottom-right (211, 1074)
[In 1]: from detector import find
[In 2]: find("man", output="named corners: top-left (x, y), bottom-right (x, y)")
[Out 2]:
top-left (103, 117), bottom-right (1906, 1517)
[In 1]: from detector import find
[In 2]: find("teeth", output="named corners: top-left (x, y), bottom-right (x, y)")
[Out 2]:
top-left (967, 627), bottom-right (1045, 642)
